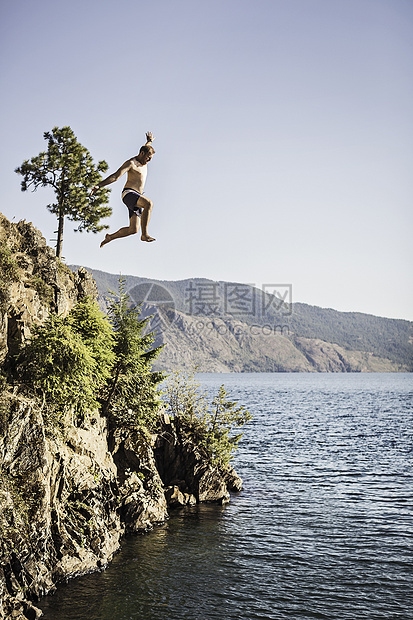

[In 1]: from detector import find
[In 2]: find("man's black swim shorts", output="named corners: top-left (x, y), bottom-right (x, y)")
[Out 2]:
top-left (122, 188), bottom-right (144, 218)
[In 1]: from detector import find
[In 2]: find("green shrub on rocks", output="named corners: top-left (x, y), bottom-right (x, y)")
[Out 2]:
top-left (199, 384), bottom-right (252, 468)
top-left (8, 279), bottom-right (164, 431)
top-left (16, 297), bottom-right (115, 418)
top-left (164, 370), bottom-right (252, 468)
top-left (163, 367), bottom-right (208, 421)
top-left (103, 278), bottom-right (164, 431)
top-left (70, 282), bottom-right (163, 431)
top-left (0, 244), bottom-right (20, 282)
top-left (27, 273), bottom-right (54, 305)
top-left (68, 297), bottom-right (115, 377)
top-left (0, 244), bottom-right (20, 312)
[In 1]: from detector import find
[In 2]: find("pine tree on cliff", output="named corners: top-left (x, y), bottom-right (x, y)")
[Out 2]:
top-left (103, 278), bottom-right (164, 430)
top-left (15, 126), bottom-right (111, 258)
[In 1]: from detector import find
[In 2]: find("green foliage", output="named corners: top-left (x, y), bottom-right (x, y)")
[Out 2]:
top-left (199, 385), bottom-right (253, 468)
top-left (164, 370), bottom-right (252, 468)
top-left (15, 126), bottom-right (111, 257)
top-left (164, 367), bottom-right (208, 421)
top-left (6, 276), bottom-right (166, 432)
top-left (10, 279), bottom-right (164, 431)
top-left (27, 274), bottom-right (54, 305)
top-left (16, 297), bottom-right (115, 418)
top-left (67, 297), bottom-right (115, 377)
top-left (0, 244), bottom-right (20, 282)
top-left (103, 278), bottom-right (164, 431)
top-left (0, 244), bottom-right (20, 312)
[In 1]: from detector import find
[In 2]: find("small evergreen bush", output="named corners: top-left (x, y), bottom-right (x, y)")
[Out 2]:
top-left (103, 278), bottom-right (164, 431)
top-left (16, 297), bottom-right (115, 418)
top-left (164, 370), bottom-right (252, 468)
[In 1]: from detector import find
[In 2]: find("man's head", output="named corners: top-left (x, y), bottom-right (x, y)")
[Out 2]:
top-left (138, 144), bottom-right (155, 164)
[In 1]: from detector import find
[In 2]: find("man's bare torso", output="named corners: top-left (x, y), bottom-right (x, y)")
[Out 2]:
top-left (124, 158), bottom-right (148, 193)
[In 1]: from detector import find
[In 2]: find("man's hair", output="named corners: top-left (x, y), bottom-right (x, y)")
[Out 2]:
top-left (139, 144), bottom-right (155, 155)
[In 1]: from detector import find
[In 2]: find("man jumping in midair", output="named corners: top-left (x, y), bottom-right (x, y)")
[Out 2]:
top-left (91, 131), bottom-right (156, 246)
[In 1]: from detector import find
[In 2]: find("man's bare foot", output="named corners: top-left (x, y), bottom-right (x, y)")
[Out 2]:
top-left (141, 234), bottom-right (156, 242)
top-left (100, 234), bottom-right (112, 248)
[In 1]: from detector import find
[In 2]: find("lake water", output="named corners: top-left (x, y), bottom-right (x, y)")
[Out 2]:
top-left (39, 373), bottom-right (413, 620)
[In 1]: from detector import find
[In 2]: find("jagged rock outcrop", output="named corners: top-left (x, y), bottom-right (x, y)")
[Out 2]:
top-left (0, 390), bottom-right (173, 619)
top-left (109, 427), bottom-right (168, 532)
top-left (0, 393), bottom-right (124, 619)
top-left (155, 414), bottom-right (243, 506)
top-left (0, 213), bottom-right (96, 365)
top-left (0, 394), bottom-right (237, 619)
top-left (0, 214), bottom-right (243, 619)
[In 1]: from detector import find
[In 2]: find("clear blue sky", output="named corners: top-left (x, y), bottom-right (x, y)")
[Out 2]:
top-left (1, 0), bottom-right (412, 320)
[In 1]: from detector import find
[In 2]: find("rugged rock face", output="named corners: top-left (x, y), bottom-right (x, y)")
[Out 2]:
top-left (109, 427), bottom-right (168, 532)
top-left (293, 337), bottom-right (400, 372)
top-left (155, 414), bottom-right (243, 506)
top-left (0, 400), bottom-right (238, 620)
top-left (0, 393), bottom-right (124, 619)
top-left (0, 213), bottom-right (96, 365)
top-left (0, 214), bottom-right (242, 619)
top-left (0, 391), bottom-right (175, 619)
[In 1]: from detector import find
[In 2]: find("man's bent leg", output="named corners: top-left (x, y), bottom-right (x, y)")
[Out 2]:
top-left (100, 214), bottom-right (140, 247)
top-left (137, 196), bottom-right (156, 242)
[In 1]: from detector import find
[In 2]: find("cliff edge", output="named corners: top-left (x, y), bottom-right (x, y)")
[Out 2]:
top-left (0, 214), bottom-right (242, 619)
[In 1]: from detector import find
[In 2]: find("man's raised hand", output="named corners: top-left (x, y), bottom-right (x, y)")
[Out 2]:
top-left (145, 131), bottom-right (155, 144)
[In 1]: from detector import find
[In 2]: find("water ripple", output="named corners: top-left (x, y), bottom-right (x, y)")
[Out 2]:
top-left (39, 373), bottom-right (413, 620)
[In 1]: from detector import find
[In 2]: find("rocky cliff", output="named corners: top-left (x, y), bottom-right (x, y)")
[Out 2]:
top-left (0, 214), bottom-right (242, 620)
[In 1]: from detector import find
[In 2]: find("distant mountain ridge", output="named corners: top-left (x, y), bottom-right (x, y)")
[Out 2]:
top-left (69, 266), bottom-right (413, 373)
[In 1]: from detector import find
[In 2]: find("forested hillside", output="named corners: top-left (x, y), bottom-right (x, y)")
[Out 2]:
top-left (70, 267), bottom-right (412, 372)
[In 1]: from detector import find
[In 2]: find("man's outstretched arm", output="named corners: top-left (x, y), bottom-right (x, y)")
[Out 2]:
top-left (91, 159), bottom-right (132, 194)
